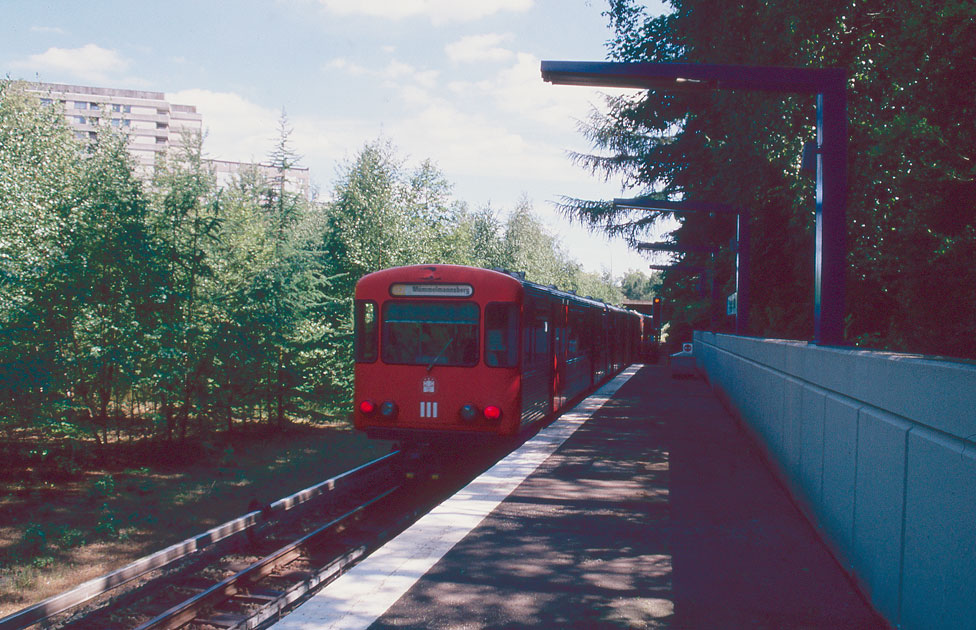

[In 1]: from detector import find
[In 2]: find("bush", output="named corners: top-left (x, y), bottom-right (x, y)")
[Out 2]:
top-left (21, 522), bottom-right (47, 555)
top-left (87, 474), bottom-right (116, 501)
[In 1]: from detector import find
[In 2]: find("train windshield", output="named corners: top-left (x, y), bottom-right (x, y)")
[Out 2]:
top-left (381, 301), bottom-right (479, 367)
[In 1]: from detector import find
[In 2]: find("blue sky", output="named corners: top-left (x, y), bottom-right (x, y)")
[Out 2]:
top-left (3, 0), bottom-right (673, 275)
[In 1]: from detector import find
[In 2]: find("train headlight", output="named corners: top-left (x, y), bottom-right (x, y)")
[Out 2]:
top-left (379, 400), bottom-right (399, 420)
top-left (359, 400), bottom-right (376, 415)
top-left (483, 405), bottom-right (502, 421)
top-left (459, 404), bottom-right (478, 422)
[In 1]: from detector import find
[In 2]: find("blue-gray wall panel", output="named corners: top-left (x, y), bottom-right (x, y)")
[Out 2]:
top-left (901, 427), bottom-right (976, 629)
top-left (799, 384), bottom-right (827, 508)
top-left (852, 407), bottom-right (910, 625)
top-left (782, 377), bottom-right (804, 481)
top-left (820, 393), bottom-right (860, 563)
top-left (695, 332), bottom-right (976, 630)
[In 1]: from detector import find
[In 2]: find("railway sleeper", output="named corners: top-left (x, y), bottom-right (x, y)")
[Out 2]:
top-left (198, 612), bottom-right (246, 628)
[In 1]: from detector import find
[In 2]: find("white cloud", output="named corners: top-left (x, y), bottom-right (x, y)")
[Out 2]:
top-left (30, 26), bottom-right (65, 35)
top-left (384, 99), bottom-right (576, 184)
top-left (166, 88), bottom-right (372, 181)
top-left (325, 57), bottom-right (369, 76)
top-left (448, 53), bottom-right (590, 128)
top-left (383, 60), bottom-right (439, 88)
top-left (383, 60), bottom-right (417, 80)
top-left (449, 52), bottom-right (637, 132)
top-left (318, 52), bottom-right (629, 197)
top-left (11, 44), bottom-right (129, 83)
top-left (168, 89), bottom-right (282, 162)
top-left (327, 57), bottom-right (440, 101)
top-left (315, 0), bottom-right (533, 24)
top-left (445, 33), bottom-right (515, 64)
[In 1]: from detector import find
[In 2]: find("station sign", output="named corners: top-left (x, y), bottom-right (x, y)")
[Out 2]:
top-left (390, 283), bottom-right (474, 298)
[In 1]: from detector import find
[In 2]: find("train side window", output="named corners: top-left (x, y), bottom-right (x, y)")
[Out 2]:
top-left (485, 302), bottom-right (519, 367)
top-left (534, 320), bottom-right (549, 357)
top-left (354, 300), bottom-right (378, 362)
top-left (568, 308), bottom-right (584, 357)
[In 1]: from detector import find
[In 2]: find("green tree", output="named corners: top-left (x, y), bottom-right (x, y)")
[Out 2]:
top-left (620, 269), bottom-right (661, 301)
top-left (257, 112), bottom-right (329, 427)
top-left (457, 205), bottom-right (506, 269)
top-left (54, 128), bottom-right (156, 444)
top-left (1, 83), bottom-right (159, 447)
top-left (571, 269), bottom-right (625, 304)
top-left (323, 139), bottom-right (410, 294)
top-left (148, 131), bottom-right (221, 441)
top-left (560, 0), bottom-right (976, 357)
top-left (206, 163), bottom-right (270, 429)
top-left (501, 196), bottom-right (572, 287)
top-left (0, 81), bottom-right (81, 433)
top-left (403, 159), bottom-right (471, 264)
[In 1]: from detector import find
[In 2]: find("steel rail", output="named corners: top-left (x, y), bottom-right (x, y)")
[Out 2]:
top-left (133, 485), bottom-right (401, 630)
top-left (0, 451), bottom-right (399, 630)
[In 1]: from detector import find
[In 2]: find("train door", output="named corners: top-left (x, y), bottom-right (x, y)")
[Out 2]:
top-left (587, 308), bottom-right (607, 385)
top-left (519, 292), bottom-right (551, 428)
top-left (551, 300), bottom-right (567, 412)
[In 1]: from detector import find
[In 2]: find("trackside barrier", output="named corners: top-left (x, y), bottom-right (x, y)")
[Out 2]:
top-left (693, 331), bottom-right (976, 630)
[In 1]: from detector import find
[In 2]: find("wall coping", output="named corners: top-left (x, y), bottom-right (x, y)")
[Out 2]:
top-left (695, 331), bottom-right (976, 443)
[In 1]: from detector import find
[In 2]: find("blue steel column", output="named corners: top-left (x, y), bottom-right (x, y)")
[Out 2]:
top-left (736, 212), bottom-right (751, 335)
top-left (816, 85), bottom-right (848, 345)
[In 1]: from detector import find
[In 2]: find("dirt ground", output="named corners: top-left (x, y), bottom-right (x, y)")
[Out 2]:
top-left (0, 420), bottom-right (393, 618)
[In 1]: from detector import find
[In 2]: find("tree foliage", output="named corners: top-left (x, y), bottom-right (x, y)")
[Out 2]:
top-left (563, 0), bottom-right (976, 357)
top-left (620, 269), bottom-right (661, 301)
top-left (0, 88), bottom-right (621, 459)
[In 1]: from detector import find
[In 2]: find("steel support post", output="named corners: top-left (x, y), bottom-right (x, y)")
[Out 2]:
top-left (815, 89), bottom-right (848, 345)
top-left (736, 212), bottom-right (751, 335)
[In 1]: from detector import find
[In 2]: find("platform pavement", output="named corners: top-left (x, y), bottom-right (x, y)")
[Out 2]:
top-left (274, 363), bottom-right (890, 629)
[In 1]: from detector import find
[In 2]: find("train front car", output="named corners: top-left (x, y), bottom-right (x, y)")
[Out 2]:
top-left (353, 265), bottom-right (524, 444)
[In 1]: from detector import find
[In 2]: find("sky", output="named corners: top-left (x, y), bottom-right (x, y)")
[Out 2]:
top-left (2, 0), bottom-right (675, 276)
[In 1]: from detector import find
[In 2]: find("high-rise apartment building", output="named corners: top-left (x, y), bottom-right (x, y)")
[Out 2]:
top-left (28, 82), bottom-right (203, 173)
top-left (27, 81), bottom-right (311, 200)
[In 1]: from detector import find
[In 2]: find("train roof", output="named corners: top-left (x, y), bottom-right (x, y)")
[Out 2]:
top-left (357, 264), bottom-right (521, 286)
top-left (494, 269), bottom-right (639, 316)
top-left (355, 264), bottom-right (643, 317)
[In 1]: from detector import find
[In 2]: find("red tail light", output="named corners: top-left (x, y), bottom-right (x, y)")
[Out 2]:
top-left (359, 400), bottom-right (376, 415)
top-left (483, 405), bottom-right (502, 421)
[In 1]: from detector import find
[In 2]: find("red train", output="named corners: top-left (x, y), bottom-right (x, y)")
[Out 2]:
top-left (353, 264), bottom-right (646, 444)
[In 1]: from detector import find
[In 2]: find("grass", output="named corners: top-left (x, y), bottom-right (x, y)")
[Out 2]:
top-left (0, 420), bottom-right (393, 617)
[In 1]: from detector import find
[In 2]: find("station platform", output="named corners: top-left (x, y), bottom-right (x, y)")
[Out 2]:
top-left (274, 364), bottom-right (889, 629)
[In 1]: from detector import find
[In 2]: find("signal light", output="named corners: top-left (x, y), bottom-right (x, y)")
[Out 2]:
top-left (459, 404), bottom-right (478, 422)
top-left (359, 400), bottom-right (376, 415)
top-left (483, 405), bottom-right (502, 421)
top-left (380, 400), bottom-right (398, 420)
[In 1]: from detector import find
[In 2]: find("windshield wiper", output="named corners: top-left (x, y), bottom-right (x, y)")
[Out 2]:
top-left (427, 337), bottom-right (455, 373)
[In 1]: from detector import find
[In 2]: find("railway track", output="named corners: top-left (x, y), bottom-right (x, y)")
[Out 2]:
top-left (1, 442), bottom-right (513, 630)
top-left (2, 451), bottom-right (404, 630)
top-left (125, 483), bottom-right (404, 630)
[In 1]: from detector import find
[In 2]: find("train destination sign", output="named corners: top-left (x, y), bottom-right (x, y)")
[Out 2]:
top-left (390, 283), bottom-right (474, 298)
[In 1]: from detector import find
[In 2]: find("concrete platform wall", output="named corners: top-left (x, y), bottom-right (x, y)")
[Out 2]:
top-left (693, 331), bottom-right (976, 630)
